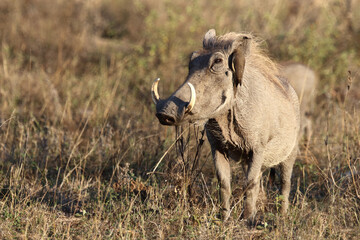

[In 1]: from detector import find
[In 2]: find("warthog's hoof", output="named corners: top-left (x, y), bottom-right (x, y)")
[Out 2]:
top-left (219, 209), bottom-right (231, 222)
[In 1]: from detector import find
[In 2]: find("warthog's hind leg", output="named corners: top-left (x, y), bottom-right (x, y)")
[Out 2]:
top-left (279, 148), bottom-right (297, 214)
top-left (243, 152), bottom-right (263, 225)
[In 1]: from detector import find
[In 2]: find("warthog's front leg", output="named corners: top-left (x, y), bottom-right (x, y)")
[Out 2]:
top-left (213, 150), bottom-right (231, 221)
top-left (243, 152), bottom-right (263, 224)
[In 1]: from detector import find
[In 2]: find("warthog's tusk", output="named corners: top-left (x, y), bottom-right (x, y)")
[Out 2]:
top-left (151, 78), bottom-right (160, 104)
top-left (185, 82), bottom-right (196, 113)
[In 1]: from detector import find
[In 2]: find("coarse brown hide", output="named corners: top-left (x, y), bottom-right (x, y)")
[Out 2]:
top-left (152, 29), bottom-right (300, 225)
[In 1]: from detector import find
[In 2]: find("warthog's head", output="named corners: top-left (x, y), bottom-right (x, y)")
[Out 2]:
top-left (152, 29), bottom-right (250, 126)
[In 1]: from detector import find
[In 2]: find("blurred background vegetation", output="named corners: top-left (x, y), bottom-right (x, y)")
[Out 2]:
top-left (0, 0), bottom-right (359, 238)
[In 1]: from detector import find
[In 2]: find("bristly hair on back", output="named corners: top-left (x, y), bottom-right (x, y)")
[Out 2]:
top-left (203, 32), bottom-right (283, 90)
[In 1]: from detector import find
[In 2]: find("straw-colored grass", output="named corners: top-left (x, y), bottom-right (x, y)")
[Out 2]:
top-left (0, 0), bottom-right (359, 238)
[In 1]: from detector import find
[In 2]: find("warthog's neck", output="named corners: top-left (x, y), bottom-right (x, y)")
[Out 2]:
top-left (205, 107), bottom-right (251, 157)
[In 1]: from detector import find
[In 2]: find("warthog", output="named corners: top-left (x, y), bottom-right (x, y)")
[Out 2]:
top-left (281, 62), bottom-right (318, 141)
top-left (152, 29), bottom-right (300, 224)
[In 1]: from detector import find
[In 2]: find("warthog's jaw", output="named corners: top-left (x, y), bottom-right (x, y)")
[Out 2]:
top-left (152, 78), bottom-right (196, 126)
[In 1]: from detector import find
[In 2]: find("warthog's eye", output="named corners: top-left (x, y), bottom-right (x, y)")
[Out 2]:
top-left (211, 58), bottom-right (224, 72)
top-left (214, 58), bottom-right (222, 64)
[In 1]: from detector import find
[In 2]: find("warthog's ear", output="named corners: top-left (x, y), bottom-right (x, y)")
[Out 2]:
top-left (203, 29), bottom-right (216, 48)
top-left (230, 36), bottom-right (251, 88)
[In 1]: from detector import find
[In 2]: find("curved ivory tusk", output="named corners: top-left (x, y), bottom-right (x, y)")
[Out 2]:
top-left (185, 82), bottom-right (196, 113)
top-left (151, 78), bottom-right (160, 104)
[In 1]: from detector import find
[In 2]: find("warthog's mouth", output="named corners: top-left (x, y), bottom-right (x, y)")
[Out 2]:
top-left (156, 112), bottom-right (176, 125)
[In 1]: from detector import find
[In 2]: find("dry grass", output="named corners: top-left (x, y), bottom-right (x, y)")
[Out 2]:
top-left (0, 0), bottom-right (360, 239)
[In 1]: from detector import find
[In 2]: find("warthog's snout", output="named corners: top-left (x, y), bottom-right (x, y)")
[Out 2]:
top-left (155, 99), bottom-right (187, 126)
top-left (152, 78), bottom-right (196, 126)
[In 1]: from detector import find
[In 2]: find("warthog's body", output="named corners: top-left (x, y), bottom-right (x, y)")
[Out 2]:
top-left (281, 63), bottom-right (317, 141)
top-left (152, 30), bottom-right (300, 223)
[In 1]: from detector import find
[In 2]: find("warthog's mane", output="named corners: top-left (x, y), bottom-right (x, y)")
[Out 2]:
top-left (203, 32), bottom-right (284, 91)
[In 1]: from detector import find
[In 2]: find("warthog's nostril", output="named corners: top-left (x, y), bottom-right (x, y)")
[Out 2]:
top-left (156, 113), bottom-right (176, 125)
